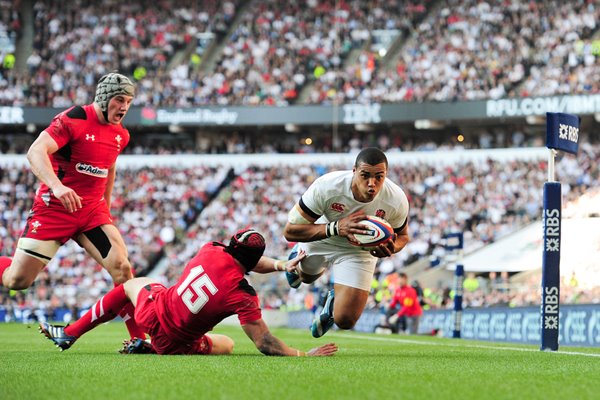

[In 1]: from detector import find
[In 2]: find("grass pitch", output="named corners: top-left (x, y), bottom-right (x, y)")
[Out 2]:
top-left (1, 322), bottom-right (598, 400)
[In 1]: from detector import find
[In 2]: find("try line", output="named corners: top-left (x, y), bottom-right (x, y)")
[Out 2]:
top-left (328, 332), bottom-right (600, 358)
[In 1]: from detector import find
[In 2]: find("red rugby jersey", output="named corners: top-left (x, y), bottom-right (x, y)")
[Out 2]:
top-left (390, 285), bottom-right (423, 317)
top-left (155, 243), bottom-right (262, 343)
top-left (39, 104), bottom-right (130, 207)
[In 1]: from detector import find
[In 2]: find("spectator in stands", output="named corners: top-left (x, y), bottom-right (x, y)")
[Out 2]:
top-left (387, 272), bottom-right (423, 334)
top-left (463, 272), bottom-right (480, 293)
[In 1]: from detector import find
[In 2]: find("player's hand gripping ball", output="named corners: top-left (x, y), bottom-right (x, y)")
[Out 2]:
top-left (350, 216), bottom-right (393, 249)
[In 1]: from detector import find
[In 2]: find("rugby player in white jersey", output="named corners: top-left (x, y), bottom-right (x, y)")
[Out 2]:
top-left (283, 147), bottom-right (409, 337)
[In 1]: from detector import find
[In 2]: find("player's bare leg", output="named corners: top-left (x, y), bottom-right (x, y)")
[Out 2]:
top-left (286, 245), bottom-right (326, 288)
top-left (123, 277), bottom-right (158, 306)
top-left (207, 334), bottom-right (235, 355)
top-left (311, 283), bottom-right (369, 338)
top-left (1, 251), bottom-right (48, 290)
top-left (78, 224), bottom-right (132, 284)
top-left (78, 225), bottom-right (146, 339)
top-left (331, 284), bottom-right (369, 329)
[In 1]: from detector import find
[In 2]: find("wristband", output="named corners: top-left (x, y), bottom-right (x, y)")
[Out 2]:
top-left (325, 221), bottom-right (339, 238)
top-left (274, 260), bottom-right (285, 271)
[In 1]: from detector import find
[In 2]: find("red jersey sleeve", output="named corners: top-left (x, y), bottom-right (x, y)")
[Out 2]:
top-left (234, 279), bottom-right (262, 324)
top-left (45, 108), bottom-right (74, 149)
top-left (236, 294), bottom-right (262, 324)
top-left (230, 278), bottom-right (262, 325)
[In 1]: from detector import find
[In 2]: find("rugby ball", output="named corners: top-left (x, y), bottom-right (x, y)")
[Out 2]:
top-left (351, 216), bottom-right (393, 247)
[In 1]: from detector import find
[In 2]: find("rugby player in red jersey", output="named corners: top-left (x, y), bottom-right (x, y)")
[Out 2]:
top-left (0, 72), bottom-right (146, 339)
top-left (40, 229), bottom-right (338, 357)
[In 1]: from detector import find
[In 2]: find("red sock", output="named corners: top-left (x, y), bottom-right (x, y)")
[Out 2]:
top-left (0, 256), bottom-right (12, 286)
top-left (119, 301), bottom-right (146, 340)
top-left (118, 268), bottom-right (147, 340)
top-left (65, 284), bottom-right (129, 338)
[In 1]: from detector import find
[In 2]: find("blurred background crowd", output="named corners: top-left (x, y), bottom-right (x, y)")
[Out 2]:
top-left (1, 0), bottom-right (600, 323)
top-left (2, 0), bottom-right (600, 107)
top-left (1, 144), bottom-right (598, 321)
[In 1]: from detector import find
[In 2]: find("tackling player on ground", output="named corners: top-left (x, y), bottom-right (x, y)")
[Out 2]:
top-left (0, 72), bottom-right (146, 340)
top-left (40, 229), bottom-right (337, 357)
top-left (283, 147), bottom-right (409, 337)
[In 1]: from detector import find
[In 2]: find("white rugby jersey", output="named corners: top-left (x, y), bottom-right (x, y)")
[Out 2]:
top-left (299, 170), bottom-right (409, 249)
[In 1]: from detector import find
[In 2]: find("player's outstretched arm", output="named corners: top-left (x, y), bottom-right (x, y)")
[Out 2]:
top-left (242, 319), bottom-right (337, 356)
top-left (305, 342), bottom-right (339, 356)
top-left (252, 249), bottom-right (307, 274)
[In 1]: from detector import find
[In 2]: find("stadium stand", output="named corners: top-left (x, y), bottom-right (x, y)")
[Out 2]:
top-left (0, 0), bottom-right (20, 104)
top-left (2, 0), bottom-right (240, 106)
top-left (0, 0), bottom-right (20, 53)
top-left (3, 0), bottom-right (600, 106)
top-left (1, 0), bottom-right (599, 327)
top-left (307, 0), bottom-right (600, 104)
top-left (5, 144), bottom-right (597, 320)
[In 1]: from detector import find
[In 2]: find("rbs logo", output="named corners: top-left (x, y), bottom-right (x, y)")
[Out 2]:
top-left (544, 208), bottom-right (560, 252)
top-left (543, 286), bottom-right (559, 330)
top-left (558, 123), bottom-right (578, 143)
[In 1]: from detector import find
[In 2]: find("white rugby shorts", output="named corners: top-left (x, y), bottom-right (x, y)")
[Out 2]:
top-left (296, 241), bottom-right (376, 291)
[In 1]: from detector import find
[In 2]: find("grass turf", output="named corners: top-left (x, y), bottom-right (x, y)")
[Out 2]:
top-left (1, 322), bottom-right (599, 400)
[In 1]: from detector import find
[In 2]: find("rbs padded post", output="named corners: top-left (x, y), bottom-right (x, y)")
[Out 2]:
top-left (541, 182), bottom-right (561, 351)
top-left (452, 264), bottom-right (464, 339)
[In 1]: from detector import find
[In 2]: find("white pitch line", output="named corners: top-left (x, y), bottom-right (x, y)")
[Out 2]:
top-left (328, 332), bottom-right (600, 358)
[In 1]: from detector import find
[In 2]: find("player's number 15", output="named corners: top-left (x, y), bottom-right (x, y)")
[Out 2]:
top-left (176, 265), bottom-right (218, 314)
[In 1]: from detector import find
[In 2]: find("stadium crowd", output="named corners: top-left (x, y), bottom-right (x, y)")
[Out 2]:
top-left (1, 0), bottom-right (600, 326)
top-left (0, 124), bottom-right (546, 157)
top-left (1, 143), bottom-right (599, 322)
top-left (0, 0), bottom-right (20, 54)
top-left (183, 0), bottom-right (435, 106)
top-left (366, 268), bottom-right (600, 318)
top-left (2, 0), bottom-right (600, 106)
top-left (309, 0), bottom-right (600, 104)
top-left (1, 0), bottom-right (240, 106)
